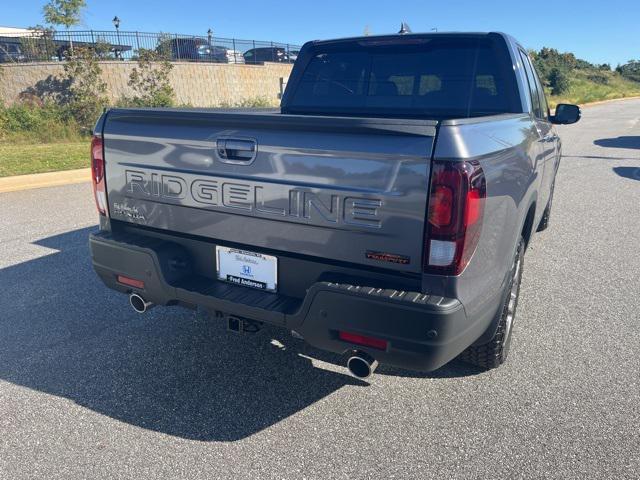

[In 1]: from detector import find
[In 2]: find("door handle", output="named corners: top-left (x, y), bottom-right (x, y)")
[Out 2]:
top-left (216, 138), bottom-right (257, 164)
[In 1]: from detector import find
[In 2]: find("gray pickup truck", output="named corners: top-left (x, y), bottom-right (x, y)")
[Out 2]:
top-left (89, 32), bottom-right (580, 378)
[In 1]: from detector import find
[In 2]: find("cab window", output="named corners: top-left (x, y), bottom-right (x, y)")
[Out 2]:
top-left (519, 50), bottom-right (543, 119)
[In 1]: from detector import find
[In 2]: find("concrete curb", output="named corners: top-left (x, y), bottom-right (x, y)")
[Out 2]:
top-left (578, 95), bottom-right (640, 108)
top-left (0, 168), bottom-right (90, 194)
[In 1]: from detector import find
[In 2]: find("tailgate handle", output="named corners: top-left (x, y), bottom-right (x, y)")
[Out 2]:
top-left (216, 138), bottom-right (257, 164)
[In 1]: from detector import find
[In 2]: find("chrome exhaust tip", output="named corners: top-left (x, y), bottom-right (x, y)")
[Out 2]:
top-left (129, 293), bottom-right (153, 314)
top-left (347, 351), bottom-right (378, 379)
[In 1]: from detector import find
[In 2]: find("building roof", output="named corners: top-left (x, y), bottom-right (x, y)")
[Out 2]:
top-left (0, 27), bottom-right (40, 37)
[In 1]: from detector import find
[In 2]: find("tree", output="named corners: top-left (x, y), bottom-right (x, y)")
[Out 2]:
top-left (43, 0), bottom-right (86, 55)
top-left (617, 60), bottom-right (640, 82)
top-left (127, 49), bottom-right (175, 107)
top-left (20, 25), bottom-right (57, 61)
top-left (62, 46), bottom-right (108, 131)
top-left (548, 68), bottom-right (570, 95)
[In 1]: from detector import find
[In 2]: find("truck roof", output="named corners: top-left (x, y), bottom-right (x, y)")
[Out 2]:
top-left (307, 31), bottom-right (521, 51)
top-left (310, 31), bottom-right (505, 43)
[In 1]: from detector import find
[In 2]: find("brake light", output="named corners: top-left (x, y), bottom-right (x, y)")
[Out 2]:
top-left (423, 160), bottom-right (486, 275)
top-left (91, 135), bottom-right (107, 215)
top-left (338, 331), bottom-right (388, 350)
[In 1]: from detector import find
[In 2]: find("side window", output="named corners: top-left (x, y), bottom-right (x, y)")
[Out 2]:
top-left (530, 64), bottom-right (549, 119)
top-left (519, 50), bottom-right (542, 119)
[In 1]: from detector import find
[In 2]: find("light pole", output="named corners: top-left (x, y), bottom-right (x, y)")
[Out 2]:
top-left (113, 16), bottom-right (121, 59)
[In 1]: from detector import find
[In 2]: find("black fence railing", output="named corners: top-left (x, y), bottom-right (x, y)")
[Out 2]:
top-left (0, 30), bottom-right (302, 64)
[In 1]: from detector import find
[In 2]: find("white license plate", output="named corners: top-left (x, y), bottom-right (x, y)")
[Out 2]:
top-left (216, 246), bottom-right (278, 292)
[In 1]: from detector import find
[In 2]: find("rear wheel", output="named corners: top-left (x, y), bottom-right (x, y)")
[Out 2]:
top-left (458, 237), bottom-right (525, 370)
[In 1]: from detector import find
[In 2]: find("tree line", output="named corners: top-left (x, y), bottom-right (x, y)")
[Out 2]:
top-left (530, 47), bottom-right (640, 95)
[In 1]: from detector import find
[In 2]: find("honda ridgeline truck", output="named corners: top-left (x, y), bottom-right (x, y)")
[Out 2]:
top-left (89, 32), bottom-right (581, 378)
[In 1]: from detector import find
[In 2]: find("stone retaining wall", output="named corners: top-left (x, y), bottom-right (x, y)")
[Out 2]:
top-left (0, 61), bottom-right (293, 106)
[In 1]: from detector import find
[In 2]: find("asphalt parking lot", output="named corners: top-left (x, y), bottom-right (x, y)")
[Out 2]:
top-left (1, 99), bottom-right (639, 479)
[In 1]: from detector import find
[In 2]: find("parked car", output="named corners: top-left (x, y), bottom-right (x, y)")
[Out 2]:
top-left (157, 37), bottom-right (244, 63)
top-left (89, 31), bottom-right (580, 379)
top-left (288, 49), bottom-right (300, 62)
top-left (243, 47), bottom-right (293, 63)
top-left (0, 39), bottom-right (26, 63)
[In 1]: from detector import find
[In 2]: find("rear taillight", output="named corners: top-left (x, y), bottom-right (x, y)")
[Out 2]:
top-left (423, 160), bottom-right (486, 275)
top-left (91, 135), bottom-right (107, 215)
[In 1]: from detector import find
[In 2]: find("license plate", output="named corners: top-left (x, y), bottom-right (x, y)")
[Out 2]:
top-left (216, 246), bottom-right (277, 292)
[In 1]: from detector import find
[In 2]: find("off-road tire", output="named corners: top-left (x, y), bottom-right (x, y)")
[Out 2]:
top-left (458, 237), bottom-right (525, 370)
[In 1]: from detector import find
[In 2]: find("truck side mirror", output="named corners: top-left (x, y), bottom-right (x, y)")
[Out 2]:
top-left (551, 104), bottom-right (581, 125)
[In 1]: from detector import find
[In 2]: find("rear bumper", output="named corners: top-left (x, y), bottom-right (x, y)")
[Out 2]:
top-left (90, 230), bottom-right (480, 372)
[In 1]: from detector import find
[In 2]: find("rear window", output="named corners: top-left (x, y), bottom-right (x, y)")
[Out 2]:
top-left (284, 36), bottom-right (521, 118)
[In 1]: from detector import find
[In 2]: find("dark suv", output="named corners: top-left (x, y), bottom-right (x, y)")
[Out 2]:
top-left (243, 47), bottom-right (293, 64)
top-left (157, 37), bottom-right (244, 63)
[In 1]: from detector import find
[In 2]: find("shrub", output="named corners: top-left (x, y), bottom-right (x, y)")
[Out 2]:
top-left (586, 71), bottom-right (610, 85)
top-left (235, 96), bottom-right (277, 108)
top-left (0, 103), bottom-right (82, 144)
top-left (61, 46), bottom-right (108, 132)
top-left (127, 49), bottom-right (175, 107)
top-left (617, 60), bottom-right (640, 83)
top-left (548, 68), bottom-right (570, 95)
top-left (217, 96), bottom-right (277, 108)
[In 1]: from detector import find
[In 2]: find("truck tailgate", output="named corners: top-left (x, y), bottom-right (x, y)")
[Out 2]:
top-left (101, 109), bottom-right (436, 273)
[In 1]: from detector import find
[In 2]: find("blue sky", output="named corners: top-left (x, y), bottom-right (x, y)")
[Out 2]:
top-left (3, 0), bottom-right (639, 66)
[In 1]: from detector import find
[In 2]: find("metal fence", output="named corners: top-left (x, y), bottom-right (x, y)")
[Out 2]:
top-left (0, 30), bottom-right (302, 64)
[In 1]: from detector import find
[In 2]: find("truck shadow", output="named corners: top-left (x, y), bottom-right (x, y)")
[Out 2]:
top-left (612, 166), bottom-right (640, 181)
top-left (0, 226), bottom-right (475, 442)
top-left (594, 136), bottom-right (640, 149)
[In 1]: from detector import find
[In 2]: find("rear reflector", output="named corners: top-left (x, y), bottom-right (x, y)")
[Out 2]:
top-left (338, 331), bottom-right (388, 350)
top-left (117, 275), bottom-right (145, 289)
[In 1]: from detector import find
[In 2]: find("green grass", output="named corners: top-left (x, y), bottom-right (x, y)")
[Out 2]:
top-left (0, 142), bottom-right (89, 177)
top-left (548, 70), bottom-right (640, 108)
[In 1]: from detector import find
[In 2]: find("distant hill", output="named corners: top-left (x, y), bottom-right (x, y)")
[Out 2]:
top-left (531, 48), bottom-right (640, 107)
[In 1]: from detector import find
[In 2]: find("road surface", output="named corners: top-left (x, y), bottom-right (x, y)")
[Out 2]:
top-left (1, 99), bottom-right (639, 479)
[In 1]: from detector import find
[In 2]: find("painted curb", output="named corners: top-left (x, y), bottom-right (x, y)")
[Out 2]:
top-left (0, 168), bottom-right (90, 194)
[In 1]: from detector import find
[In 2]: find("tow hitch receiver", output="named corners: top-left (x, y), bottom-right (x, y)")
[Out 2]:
top-left (225, 313), bottom-right (262, 334)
